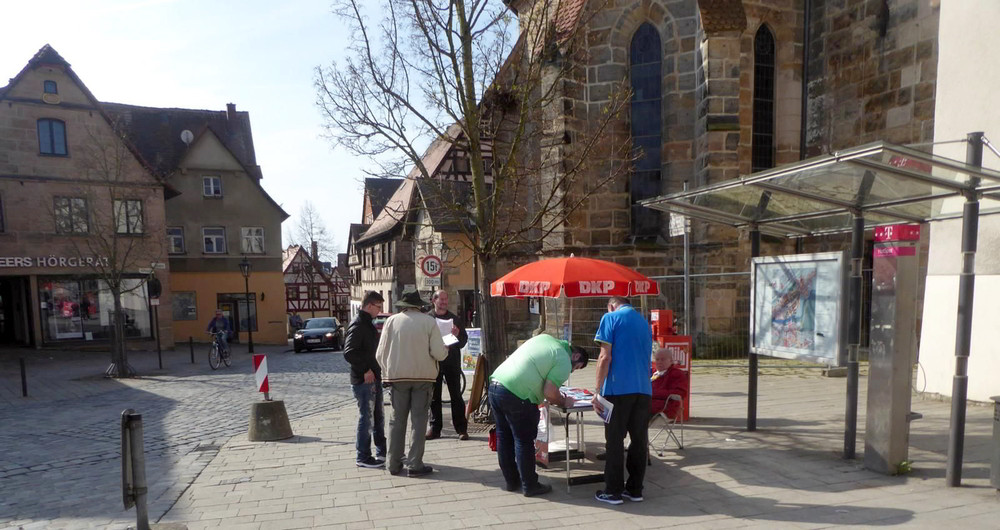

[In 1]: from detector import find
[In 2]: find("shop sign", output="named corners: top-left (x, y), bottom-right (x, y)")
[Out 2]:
top-left (0, 256), bottom-right (110, 268)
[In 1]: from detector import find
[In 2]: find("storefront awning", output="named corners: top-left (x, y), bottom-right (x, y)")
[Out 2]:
top-left (640, 141), bottom-right (1000, 237)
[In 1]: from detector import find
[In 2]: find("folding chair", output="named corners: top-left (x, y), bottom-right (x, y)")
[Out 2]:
top-left (648, 394), bottom-right (684, 456)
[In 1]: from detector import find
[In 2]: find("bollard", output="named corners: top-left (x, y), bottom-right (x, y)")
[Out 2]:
top-left (20, 358), bottom-right (27, 397)
top-left (189, 336), bottom-right (194, 364)
top-left (248, 354), bottom-right (293, 441)
top-left (121, 409), bottom-right (150, 530)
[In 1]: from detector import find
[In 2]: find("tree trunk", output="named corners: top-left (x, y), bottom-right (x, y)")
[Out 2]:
top-left (105, 292), bottom-right (134, 377)
top-left (478, 256), bottom-right (508, 375)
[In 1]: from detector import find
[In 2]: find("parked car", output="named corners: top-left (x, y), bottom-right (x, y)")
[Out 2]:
top-left (373, 312), bottom-right (392, 334)
top-left (293, 317), bottom-right (343, 353)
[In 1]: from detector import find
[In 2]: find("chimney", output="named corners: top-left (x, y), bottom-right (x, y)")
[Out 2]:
top-left (311, 241), bottom-right (319, 261)
top-left (226, 103), bottom-right (237, 121)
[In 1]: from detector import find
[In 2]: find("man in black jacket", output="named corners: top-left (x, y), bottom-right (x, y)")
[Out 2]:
top-left (426, 290), bottom-right (470, 440)
top-left (344, 291), bottom-right (386, 468)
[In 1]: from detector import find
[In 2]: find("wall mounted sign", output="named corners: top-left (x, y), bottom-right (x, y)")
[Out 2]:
top-left (0, 256), bottom-right (110, 268)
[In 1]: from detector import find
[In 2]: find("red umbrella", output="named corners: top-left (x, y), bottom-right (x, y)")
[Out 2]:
top-left (490, 256), bottom-right (659, 298)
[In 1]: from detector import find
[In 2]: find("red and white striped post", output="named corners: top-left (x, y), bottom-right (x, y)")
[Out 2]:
top-left (253, 354), bottom-right (270, 401)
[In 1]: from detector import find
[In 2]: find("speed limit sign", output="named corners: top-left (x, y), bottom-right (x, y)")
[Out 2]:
top-left (421, 255), bottom-right (443, 277)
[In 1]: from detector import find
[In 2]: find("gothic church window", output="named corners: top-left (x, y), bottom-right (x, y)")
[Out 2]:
top-left (630, 23), bottom-right (662, 237)
top-left (752, 25), bottom-right (776, 172)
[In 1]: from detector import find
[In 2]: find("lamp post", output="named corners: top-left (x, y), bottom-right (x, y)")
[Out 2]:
top-left (239, 256), bottom-right (255, 353)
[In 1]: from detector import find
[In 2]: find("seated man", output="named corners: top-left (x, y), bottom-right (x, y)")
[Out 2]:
top-left (650, 348), bottom-right (688, 419)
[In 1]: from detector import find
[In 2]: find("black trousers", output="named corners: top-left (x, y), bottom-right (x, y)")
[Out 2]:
top-left (429, 350), bottom-right (468, 435)
top-left (603, 393), bottom-right (651, 495)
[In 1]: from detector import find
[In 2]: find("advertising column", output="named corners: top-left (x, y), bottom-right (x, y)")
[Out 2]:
top-left (864, 224), bottom-right (921, 474)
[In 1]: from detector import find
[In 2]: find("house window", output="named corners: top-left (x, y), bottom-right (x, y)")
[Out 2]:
top-left (38, 119), bottom-right (67, 156)
top-left (752, 25), bottom-right (776, 172)
top-left (241, 227), bottom-right (265, 254)
top-left (310, 285), bottom-right (321, 299)
top-left (167, 227), bottom-right (185, 254)
top-left (629, 23), bottom-right (662, 237)
top-left (203, 176), bottom-right (223, 197)
top-left (43, 80), bottom-right (58, 94)
top-left (203, 227), bottom-right (226, 253)
top-left (114, 199), bottom-right (144, 234)
top-left (380, 243), bottom-right (386, 265)
top-left (53, 197), bottom-right (88, 234)
top-left (286, 285), bottom-right (298, 300)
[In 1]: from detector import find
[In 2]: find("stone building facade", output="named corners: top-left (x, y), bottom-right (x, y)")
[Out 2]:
top-left (0, 45), bottom-right (173, 348)
top-left (500, 0), bottom-right (939, 348)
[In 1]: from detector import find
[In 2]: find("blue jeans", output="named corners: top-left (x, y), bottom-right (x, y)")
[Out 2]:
top-left (352, 382), bottom-right (386, 462)
top-left (488, 381), bottom-right (540, 492)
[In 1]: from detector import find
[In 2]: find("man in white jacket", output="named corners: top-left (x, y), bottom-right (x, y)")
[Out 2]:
top-left (376, 289), bottom-right (448, 477)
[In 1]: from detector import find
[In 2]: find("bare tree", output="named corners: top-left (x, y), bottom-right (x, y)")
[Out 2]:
top-left (57, 122), bottom-right (166, 377)
top-left (316, 0), bottom-right (631, 369)
top-left (295, 201), bottom-right (338, 261)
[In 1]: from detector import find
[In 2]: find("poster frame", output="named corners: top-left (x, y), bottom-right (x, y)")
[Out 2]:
top-left (750, 251), bottom-right (848, 366)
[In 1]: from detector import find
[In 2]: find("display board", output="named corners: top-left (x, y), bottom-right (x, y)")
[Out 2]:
top-left (750, 251), bottom-right (847, 365)
top-left (461, 328), bottom-right (482, 374)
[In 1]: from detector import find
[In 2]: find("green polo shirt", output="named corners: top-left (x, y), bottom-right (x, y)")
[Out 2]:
top-left (490, 334), bottom-right (572, 404)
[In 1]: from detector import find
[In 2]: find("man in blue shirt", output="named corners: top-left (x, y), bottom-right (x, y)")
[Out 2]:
top-left (592, 296), bottom-right (653, 505)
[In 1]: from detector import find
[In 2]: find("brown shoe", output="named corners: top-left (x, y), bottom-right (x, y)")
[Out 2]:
top-left (458, 432), bottom-right (470, 441)
top-left (425, 430), bottom-right (440, 440)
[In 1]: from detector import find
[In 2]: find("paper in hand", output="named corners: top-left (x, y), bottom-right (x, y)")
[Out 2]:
top-left (595, 395), bottom-right (614, 424)
top-left (436, 318), bottom-right (453, 336)
top-left (436, 317), bottom-right (458, 346)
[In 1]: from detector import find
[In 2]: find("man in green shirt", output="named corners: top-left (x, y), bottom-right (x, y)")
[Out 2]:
top-left (488, 334), bottom-right (589, 497)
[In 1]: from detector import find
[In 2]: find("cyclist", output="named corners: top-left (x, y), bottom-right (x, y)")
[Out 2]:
top-left (206, 309), bottom-right (232, 353)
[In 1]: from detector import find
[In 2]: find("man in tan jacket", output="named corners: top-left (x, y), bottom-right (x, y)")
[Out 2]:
top-left (376, 289), bottom-right (448, 477)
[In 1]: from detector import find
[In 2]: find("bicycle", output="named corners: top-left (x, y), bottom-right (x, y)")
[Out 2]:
top-left (208, 330), bottom-right (232, 370)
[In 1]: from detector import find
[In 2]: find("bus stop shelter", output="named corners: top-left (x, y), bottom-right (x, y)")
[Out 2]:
top-left (639, 134), bottom-right (1000, 486)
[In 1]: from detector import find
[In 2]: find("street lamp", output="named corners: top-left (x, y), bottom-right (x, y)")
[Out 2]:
top-left (239, 256), bottom-right (255, 353)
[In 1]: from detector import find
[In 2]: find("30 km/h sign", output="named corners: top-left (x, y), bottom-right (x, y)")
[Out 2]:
top-left (421, 255), bottom-right (443, 277)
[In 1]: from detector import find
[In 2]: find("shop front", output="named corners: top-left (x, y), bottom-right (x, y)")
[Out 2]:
top-left (0, 255), bottom-right (166, 348)
top-left (37, 276), bottom-right (153, 343)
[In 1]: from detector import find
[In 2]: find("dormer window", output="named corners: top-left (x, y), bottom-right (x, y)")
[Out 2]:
top-left (43, 80), bottom-right (58, 94)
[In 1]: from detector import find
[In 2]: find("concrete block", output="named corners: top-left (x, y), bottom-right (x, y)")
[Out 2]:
top-left (248, 400), bottom-right (294, 441)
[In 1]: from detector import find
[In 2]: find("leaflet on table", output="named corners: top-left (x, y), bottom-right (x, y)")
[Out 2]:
top-left (436, 318), bottom-right (459, 346)
top-left (559, 387), bottom-right (594, 407)
top-left (595, 394), bottom-right (614, 424)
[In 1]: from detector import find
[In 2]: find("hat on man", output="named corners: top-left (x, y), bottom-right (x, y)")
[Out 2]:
top-left (395, 289), bottom-right (427, 309)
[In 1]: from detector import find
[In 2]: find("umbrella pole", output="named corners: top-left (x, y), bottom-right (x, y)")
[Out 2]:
top-left (567, 299), bottom-right (573, 385)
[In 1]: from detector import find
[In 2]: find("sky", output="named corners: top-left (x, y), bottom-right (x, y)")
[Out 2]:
top-left (2, 0), bottom-right (375, 255)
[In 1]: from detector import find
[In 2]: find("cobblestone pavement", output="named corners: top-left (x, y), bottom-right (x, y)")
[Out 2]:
top-left (0, 343), bottom-right (356, 529)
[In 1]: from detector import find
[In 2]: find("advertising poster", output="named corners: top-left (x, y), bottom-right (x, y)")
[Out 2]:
top-left (461, 328), bottom-right (482, 374)
top-left (751, 252), bottom-right (846, 365)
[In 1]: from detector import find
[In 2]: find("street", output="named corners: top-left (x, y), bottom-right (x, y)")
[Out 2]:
top-left (1, 344), bottom-right (351, 529)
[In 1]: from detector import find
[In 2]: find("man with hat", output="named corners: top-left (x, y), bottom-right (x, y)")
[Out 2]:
top-left (376, 289), bottom-right (448, 477)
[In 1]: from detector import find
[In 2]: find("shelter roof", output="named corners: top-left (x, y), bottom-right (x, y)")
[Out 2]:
top-left (640, 141), bottom-right (1000, 238)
